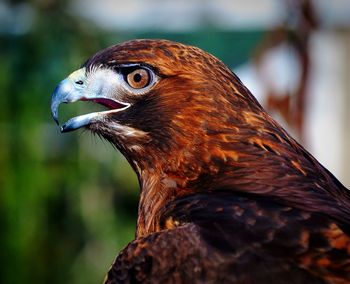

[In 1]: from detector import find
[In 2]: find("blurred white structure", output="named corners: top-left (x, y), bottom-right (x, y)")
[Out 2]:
top-left (71, 0), bottom-right (350, 31)
top-left (237, 31), bottom-right (350, 187)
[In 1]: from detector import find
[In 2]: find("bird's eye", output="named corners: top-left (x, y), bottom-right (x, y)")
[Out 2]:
top-left (126, 68), bottom-right (150, 89)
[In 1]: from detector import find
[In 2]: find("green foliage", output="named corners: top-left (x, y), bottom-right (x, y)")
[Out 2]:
top-left (0, 2), bottom-right (138, 284)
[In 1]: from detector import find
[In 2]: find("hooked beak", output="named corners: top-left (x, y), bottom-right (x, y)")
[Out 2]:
top-left (51, 68), bottom-right (130, 133)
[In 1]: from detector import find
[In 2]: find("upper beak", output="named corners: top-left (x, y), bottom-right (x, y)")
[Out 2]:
top-left (51, 68), bottom-right (130, 133)
top-left (51, 78), bottom-right (81, 127)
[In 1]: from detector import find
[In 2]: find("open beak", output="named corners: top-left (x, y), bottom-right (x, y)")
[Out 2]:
top-left (51, 68), bottom-right (130, 133)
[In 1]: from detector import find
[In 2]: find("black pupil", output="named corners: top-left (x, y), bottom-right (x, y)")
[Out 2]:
top-left (133, 73), bottom-right (142, 83)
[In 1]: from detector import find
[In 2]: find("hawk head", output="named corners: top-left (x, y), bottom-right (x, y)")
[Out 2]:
top-left (51, 39), bottom-right (262, 175)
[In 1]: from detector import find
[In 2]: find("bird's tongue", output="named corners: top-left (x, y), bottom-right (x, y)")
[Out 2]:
top-left (82, 97), bottom-right (127, 110)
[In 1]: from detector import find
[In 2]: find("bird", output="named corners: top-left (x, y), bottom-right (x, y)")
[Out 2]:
top-left (51, 39), bottom-right (350, 284)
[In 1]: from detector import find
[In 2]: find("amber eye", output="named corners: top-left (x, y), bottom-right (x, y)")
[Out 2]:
top-left (126, 68), bottom-right (150, 89)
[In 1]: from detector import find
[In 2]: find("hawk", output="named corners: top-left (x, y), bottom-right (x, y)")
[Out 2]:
top-left (51, 39), bottom-right (350, 283)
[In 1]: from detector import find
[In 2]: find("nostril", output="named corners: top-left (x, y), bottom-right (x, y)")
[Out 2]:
top-left (75, 80), bottom-right (83, 85)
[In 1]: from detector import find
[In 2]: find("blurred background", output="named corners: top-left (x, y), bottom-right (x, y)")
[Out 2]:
top-left (1, 0), bottom-right (350, 283)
